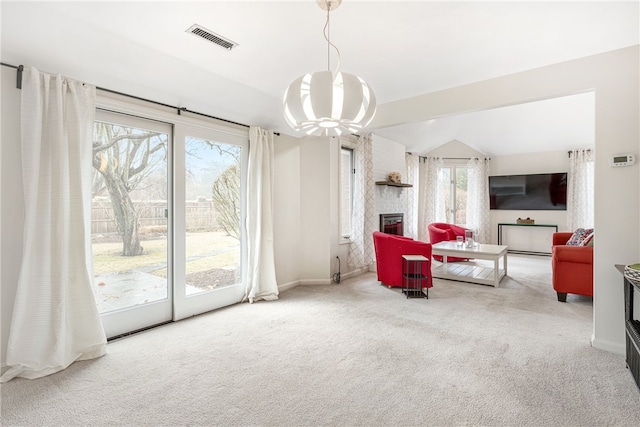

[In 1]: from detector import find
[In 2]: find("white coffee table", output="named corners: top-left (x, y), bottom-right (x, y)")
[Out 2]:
top-left (431, 241), bottom-right (508, 287)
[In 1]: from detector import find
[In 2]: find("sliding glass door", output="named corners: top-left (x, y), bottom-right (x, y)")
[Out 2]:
top-left (92, 108), bottom-right (248, 337)
top-left (173, 125), bottom-right (247, 320)
top-left (92, 110), bottom-right (172, 337)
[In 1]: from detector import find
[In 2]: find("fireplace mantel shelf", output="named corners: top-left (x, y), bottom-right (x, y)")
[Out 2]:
top-left (375, 181), bottom-right (413, 188)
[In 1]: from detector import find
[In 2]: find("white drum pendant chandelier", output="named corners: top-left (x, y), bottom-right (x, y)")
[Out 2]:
top-left (283, 0), bottom-right (376, 137)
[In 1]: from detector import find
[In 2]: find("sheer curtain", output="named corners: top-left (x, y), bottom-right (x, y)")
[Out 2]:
top-left (1, 67), bottom-right (106, 382)
top-left (418, 157), bottom-right (445, 242)
top-left (347, 134), bottom-right (376, 269)
top-left (567, 149), bottom-right (595, 230)
top-left (244, 127), bottom-right (279, 303)
top-left (466, 157), bottom-right (491, 243)
top-left (405, 152), bottom-right (419, 239)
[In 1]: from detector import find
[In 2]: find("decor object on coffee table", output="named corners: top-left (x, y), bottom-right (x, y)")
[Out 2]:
top-left (551, 231), bottom-right (594, 302)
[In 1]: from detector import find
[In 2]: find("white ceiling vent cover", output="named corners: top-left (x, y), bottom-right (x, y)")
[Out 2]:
top-left (186, 24), bottom-right (238, 51)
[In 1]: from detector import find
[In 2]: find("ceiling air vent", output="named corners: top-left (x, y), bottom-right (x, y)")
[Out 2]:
top-left (186, 24), bottom-right (238, 51)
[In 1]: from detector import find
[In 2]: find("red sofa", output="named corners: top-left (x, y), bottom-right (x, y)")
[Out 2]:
top-left (551, 232), bottom-right (593, 302)
top-left (427, 222), bottom-right (471, 262)
top-left (372, 231), bottom-right (433, 289)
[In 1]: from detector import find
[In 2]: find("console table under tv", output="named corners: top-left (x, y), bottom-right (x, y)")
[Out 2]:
top-left (497, 223), bottom-right (558, 256)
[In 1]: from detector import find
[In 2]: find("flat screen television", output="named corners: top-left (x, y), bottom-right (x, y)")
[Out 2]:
top-left (489, 172), bottom-right (567, 210)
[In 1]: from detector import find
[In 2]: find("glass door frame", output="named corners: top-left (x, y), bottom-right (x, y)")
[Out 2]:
top-left (94, 108), bottom-right (174, 338)
top-left (173, 124), bottom-right (248, 321)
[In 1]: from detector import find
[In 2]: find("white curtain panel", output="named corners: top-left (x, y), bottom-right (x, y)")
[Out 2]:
top-left (244, 127), bottom-right (279, 303)
top-left (347, 134), bottom-right (375, 268)
top-left (567, 149), bottom-right (595, 230)
top-left (418, 157), bottom-right (445, 242)
top-left (466, 158), bottom-right (491, 243)
top-left (405, 152), bottom-right (419, 239)
top-left (1, 67), bottom-right (106, 382)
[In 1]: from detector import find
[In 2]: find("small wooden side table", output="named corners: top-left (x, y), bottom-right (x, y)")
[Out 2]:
top-left (402, 255), bottom-right (429, 299)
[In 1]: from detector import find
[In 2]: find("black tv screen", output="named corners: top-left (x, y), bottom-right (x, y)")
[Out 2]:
top-left (489, 173), bottom-right (567, 210)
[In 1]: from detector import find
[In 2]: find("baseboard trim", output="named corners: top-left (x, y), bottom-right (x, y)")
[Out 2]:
top-left (277, 280), bottom-right (300, 292)
top-left (278, 268), bottom-right (368, 290)
top-left (591, 334), bottom-right (625, 355)
top-left (299, 279), bottom-right (332, 285)
top-left (340, 267), bottom-right (368, 280)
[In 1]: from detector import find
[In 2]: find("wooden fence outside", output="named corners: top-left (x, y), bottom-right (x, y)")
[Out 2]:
top-left (92, 199), bottom-right (218, 234)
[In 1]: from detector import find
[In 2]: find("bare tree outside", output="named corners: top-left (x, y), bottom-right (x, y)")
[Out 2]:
top-left (92, 121), bottom-right (167, 256)
top-left (183, 137), bottom-right (242, 292)
top-left (186, 137), bottom-right (241, 239)
top-left (212, 163), bottom-right (240, 239)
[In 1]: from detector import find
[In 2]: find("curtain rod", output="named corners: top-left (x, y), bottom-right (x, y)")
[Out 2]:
top-left (568, 149), bottom-right (591, 157)
top-left (1, 62), bottom-right (280, 135)
top-left (1, 62), bottom-right (23, 89)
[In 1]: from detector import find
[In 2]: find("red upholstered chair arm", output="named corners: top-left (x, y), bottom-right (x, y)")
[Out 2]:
top-left (428, 225), bottom-right (451, 244)
top-left (449, 224), bottom-right (469, 237)
top-left (553, 245), bottom-right (593, 264)
top-left (552, 232), bottom-right (573, 246)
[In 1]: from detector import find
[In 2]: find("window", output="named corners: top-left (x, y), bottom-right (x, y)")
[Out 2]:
top-left (340, 147), bottom-right (355, 239)
top-left (439, 165), bottom-right (468, 225)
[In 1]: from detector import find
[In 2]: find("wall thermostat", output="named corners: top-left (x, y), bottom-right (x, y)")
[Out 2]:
top-left (610, 154), bottom-right (636, 167)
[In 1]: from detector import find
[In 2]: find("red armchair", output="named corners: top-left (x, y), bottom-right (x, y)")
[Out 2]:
top-left (372, 231), bottom-right (433, 289)
top-left (551, 232), bottom-right (593, 302)
top-left (427, 222), bottom-right (471, 262)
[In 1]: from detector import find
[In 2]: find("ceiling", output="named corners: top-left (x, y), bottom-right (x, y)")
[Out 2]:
top-left (1, 1), bottom-right (638, 156)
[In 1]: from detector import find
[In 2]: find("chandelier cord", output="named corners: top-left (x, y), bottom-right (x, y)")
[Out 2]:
top-left (323, 5), bottom-right (341, 75)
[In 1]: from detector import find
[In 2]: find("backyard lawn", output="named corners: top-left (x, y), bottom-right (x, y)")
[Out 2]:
top-left (92, 231), bottom-right (239, 280)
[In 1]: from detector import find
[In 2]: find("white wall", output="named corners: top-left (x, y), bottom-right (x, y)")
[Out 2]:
top-left (298, 135), bottom-right (335, 284)
top-left (426, 139), bottom-right (484, 159)
top-left (373, 135), bottom-right (409, 223)
top-left (273, 133), bottom-right (301, 289)
top-left (373, 45), bottom-right (640, 354)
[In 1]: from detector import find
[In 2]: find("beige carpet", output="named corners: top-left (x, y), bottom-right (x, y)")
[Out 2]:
top-left (2, 254), bottom-right (640, 426)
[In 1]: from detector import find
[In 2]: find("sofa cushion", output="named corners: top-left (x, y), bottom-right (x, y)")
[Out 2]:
top-left (566, 228), bottom-right (594, 246)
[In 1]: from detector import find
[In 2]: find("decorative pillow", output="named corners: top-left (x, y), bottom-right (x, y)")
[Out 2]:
top-left (566, 228), bottom-right (594, 246)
